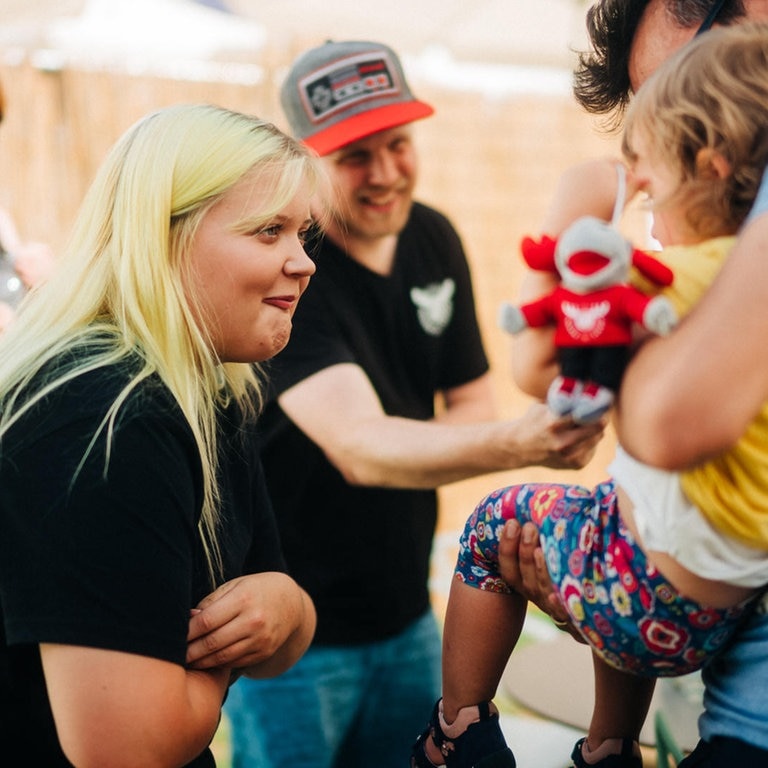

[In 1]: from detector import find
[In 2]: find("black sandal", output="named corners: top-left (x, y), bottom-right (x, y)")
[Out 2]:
top-left (410, 700), bottom-right (516, 768)
top-left (570, 737), bottom-right (643, 768)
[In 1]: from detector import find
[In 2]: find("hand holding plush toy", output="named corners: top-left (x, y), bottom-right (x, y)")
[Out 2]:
top-left (499, 216), bottom-right (677, 423)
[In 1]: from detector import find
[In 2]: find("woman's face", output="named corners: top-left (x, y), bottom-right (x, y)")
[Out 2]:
top-left (185, 171), bottom-right (316, 362)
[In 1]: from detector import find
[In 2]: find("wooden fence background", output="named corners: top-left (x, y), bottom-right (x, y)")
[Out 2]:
top-left (0, 49), bottom-right (626, 533)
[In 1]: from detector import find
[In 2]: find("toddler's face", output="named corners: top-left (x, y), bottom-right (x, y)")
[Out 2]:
top-left (629, 131), bottom-right (695, 248)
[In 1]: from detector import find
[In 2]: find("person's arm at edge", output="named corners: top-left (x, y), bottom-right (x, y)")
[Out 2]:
top-left (0, 206), bottom-right (22, 255)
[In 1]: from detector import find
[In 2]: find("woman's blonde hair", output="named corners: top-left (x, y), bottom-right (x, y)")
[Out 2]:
top-left (623, 22), bottom-right (768, 238)
top-left (0, 104), bottom-right (323, 582)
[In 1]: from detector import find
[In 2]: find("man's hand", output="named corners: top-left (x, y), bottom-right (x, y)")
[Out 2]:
top-left (513, 403), bottom-right (606, 471)
top-left (498, 519), bottom-right (586, 643)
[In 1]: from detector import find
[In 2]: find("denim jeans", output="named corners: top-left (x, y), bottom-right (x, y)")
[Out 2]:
top-left (695, 601), bottom-right (768, 752)
top-left (223, 609), bottom-right (441, 768)
top-left (678, 737), bottom-right (768, 768)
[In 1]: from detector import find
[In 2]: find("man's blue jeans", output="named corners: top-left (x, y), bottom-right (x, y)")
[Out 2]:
top-left (223, 609), bottom-right (441, 768)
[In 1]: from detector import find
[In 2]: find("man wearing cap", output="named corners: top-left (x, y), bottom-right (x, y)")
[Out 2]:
top-left (223, 40), bottom-right (604, 768)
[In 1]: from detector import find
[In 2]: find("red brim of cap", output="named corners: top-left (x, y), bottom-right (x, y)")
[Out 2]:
top-left (303, 100), bottom-right (435, 156)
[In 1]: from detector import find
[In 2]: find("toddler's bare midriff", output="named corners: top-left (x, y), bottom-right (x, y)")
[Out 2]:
top-left (616, 486), bottom-right (758, 609)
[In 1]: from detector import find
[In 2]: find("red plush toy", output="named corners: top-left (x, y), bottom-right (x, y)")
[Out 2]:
top-left (499, 215), bottom-right (677, 423)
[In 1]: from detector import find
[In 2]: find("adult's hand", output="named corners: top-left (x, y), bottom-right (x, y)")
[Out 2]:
top-left (186, 571), bottom-right (316, 678)
top-left (498, 519), bottom-right (586, 643)
top-left (513, 404), bottom-right (606, 472)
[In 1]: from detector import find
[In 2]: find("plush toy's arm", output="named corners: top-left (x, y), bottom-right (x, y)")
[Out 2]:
top-left (498, 302), bottom-right (529, 334)
top-left (620, 285), bottom-right (677, 336)
top-left (501, 236), bottom-right (559, 335)
top-left (499, 293), bottom-right (558, 336)
top-left (642, 295), bottom-right (678, 336)
top-left (632, 249), bottom-right (674, 287)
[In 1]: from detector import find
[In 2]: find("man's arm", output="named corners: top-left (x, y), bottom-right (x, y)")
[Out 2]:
top-left (435, 371), bottom-right (498, 424)
top-left (278, 362), bottom-right (604, 489)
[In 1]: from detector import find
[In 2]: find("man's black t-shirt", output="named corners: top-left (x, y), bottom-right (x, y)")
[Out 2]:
top-left (261, 202), bottom-right (489, 644)
top-left (0, 359), bottom-right (285, 766)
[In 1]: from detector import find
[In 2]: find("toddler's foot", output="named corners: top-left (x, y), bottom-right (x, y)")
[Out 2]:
top-left (570, 737), bottom-right (642, 768)
top-left (410, 699), bottom-right (516, 768)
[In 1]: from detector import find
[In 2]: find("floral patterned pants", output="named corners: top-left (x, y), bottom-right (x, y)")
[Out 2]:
top-left (454, 481), bottom-right (753, 676)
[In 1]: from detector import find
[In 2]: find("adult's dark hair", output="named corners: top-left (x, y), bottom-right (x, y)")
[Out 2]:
top-left (573, 0), bottom-right (746, 130)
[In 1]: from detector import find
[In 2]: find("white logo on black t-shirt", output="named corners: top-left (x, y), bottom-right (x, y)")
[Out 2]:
top-left (410, 278), bottom-right (455, 336)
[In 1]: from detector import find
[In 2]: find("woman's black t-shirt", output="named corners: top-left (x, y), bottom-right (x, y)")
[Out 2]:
top-left (0, 360), bottom-right (284, 766)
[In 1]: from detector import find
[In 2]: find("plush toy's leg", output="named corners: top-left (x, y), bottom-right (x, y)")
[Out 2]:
top-left (572, 382), bottom-right (614, 423)
top-left (547, 375), bottom-right (582, 416)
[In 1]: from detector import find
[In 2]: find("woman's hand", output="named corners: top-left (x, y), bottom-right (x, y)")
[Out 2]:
top-left (186, 571), bottom-right (316, 678)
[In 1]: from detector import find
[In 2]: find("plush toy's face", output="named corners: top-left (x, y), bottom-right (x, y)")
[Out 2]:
top-left (555, 216), bottom-right (632, 293)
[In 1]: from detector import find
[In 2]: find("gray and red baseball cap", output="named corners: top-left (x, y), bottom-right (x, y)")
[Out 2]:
top-left (280, 40), bottom-right (435, 156)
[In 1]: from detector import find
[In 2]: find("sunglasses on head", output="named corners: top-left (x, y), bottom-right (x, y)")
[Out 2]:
top-left (696, 0), bottom-right (728, 35)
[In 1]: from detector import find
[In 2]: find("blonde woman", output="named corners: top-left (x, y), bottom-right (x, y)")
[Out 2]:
top-left (0, 104), bottom-right (319, 767)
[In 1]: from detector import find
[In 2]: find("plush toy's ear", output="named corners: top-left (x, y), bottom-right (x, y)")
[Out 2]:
top-left (520, 234), bottom-right (558, 272)
top-left (632, 249), bottom-right (674, 286)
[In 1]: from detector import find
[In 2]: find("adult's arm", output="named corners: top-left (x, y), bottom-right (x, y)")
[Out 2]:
top-left (617, 211), bottom-right (768, 467)
top-left (41, 644), bottom-right (229, 768)
top-left (14, 240), bottom-right (56, 288)
top-left (277, 362), bottom-right (604, 489)
top-left (434, 370), bottom-right (498, 424)
top-left (0, 301), bottom-right (14, 332)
